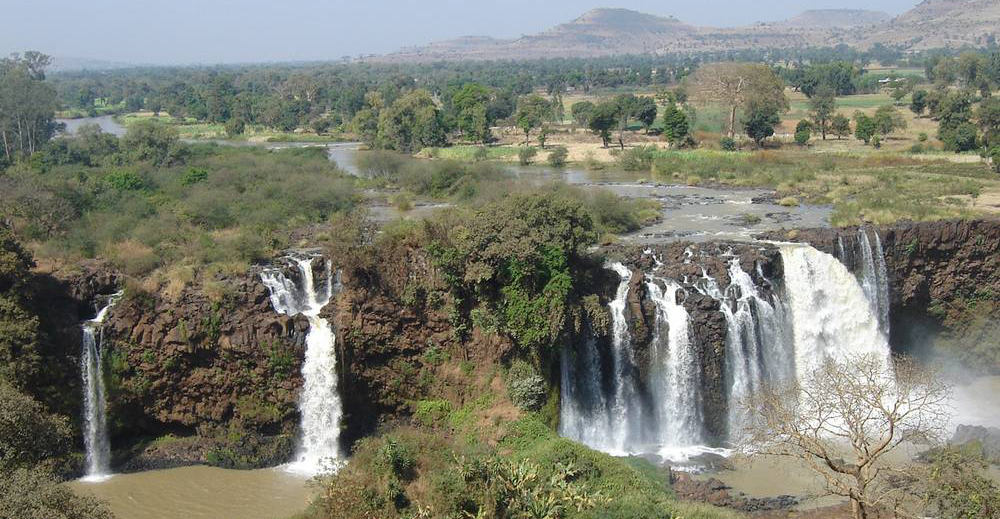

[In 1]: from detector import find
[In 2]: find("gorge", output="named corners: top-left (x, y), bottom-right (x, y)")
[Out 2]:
top-left (51, 217), bottom-right (1000, 517)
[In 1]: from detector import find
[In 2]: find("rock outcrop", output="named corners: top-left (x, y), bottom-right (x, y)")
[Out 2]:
top-left (103, 271), bottom-right (306, 443)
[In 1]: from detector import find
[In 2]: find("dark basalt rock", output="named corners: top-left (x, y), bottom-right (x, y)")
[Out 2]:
top-left (671, 472), bottom-right (799, 512)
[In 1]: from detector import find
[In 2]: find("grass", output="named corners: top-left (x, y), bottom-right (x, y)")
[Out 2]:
top-left (420, 145), bottom-right (521, 161)
top-left (640, 148), bottom-right (992, 226)
top-left (117, 112), bottom-right (350, 142)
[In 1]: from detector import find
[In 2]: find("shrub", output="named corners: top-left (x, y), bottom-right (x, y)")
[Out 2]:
top-left (0, 468), bottom-right (115, 519)
top-left (373, 437), bottom-right (417, 481)
top-left (547, 146), bottom-right (569, 167)
top-left (0, 382), bottom-right (72, 473)
top-left (412, 399), bottom-right (453, 427)
top-left (719, 137), bottom-right (737, 151)
top-left (616, 145), bottom-right (657, 171)
top-left (518, 146), bottom-right (538, 165)
top-left (871, 135), bottom-right (882, 149)
top-left (778, 196), bottom-right (800, 207)
top-left (357, 150), bottom-right (406, 181)
top-left (918, 132), bottom-right (929, 142)
top-left (794, 129), bottom-right (811, 146)
top-left (472, 146), bottom-right (489, 162)
top-left (181, 167), bottom-right (209, 185)
top-left (506, 360), bottom-right (547, 412)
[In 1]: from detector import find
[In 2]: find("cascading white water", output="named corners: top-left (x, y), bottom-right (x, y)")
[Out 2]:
top-left (260, 256), bottom-right (343, 476)
top-left (779, 244), bottom-right (893, 382)
top-left (80, 291), bottom-right (122, 482)
top-left (646, 278), bottom-right (705, 453)
top-left (561, 263), bottom-right (642, 455)
top-left (857, 229), bottom-right (891, 337)
top-left (605, 262), bottom-right (642, 454)
top-left (694, 260), bottom-right (792, 441)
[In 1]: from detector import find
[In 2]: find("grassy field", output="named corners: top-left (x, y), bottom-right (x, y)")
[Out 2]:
top-left (117, 112), bottom-right (351, 142)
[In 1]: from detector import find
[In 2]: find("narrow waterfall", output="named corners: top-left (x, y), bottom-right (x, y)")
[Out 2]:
top-left (260, 256), bottom-right (343, 475)
top-left (646, 278), bottom-right (705, 453)
top-left (605, 262), bottom-right (642, 453)
top-left (779, 244), bottom-right (892, 382)
top-left (561, 263), bottom-right (642, 455)
top-left (80, 291), bottom-right (122, 482)
top-left (857, 229), bottom-right (890, 337)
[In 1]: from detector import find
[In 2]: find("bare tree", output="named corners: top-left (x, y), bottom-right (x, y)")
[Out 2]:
top-left (685, 62), bottom-right (788, 140)
top-left (740, 354), bottom-right (952, 519)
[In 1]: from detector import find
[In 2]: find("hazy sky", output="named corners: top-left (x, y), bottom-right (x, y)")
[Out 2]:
top-left (3, 0), bottom-right (920, 64)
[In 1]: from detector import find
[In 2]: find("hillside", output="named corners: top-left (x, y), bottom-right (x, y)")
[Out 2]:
top-left (858, 0), bottom-right (1000, 49)
top-left (376, 2), bottom-right (1000, 62)
top-left (775, 9), bottom-right (892, 28)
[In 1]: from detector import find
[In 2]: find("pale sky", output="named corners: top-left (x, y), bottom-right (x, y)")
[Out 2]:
top-left (1, 0), bottom-right (920, 65)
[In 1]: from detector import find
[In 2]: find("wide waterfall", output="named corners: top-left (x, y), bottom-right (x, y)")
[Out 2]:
top-left (779, 244), bottom-right (892, 382)
top-left (80, 291), bottom-right (123, 482)
top-left (561, 241), bottom-right (894, 460)
top-left (260, 256), bottom-right (343, 476)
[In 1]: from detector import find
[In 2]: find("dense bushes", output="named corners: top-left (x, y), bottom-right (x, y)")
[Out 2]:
top-left (302, 418), bottom-right (738, 519)
top-left (1, 140), bottom-right (356, 281)
top-left (0, 468), bottom-right (115, 519)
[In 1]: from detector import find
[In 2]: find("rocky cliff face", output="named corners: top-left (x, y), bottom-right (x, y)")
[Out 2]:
top-left (97, 268), bottom-right (306, 468)
top-left (70, 219), bottom-right (999, 470)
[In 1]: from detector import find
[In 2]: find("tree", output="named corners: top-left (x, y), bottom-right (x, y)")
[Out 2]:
top-left (225, 118), bottom-right (246, 137)
top-left (831, 114), bottom-right (851, 140)
top-left (547, 146), bottom-right (568, 167)
top-left (910, 89), bottom-right (928, 116)
top-left (121, 119), bottom-right (185, 166)
top-left (587, 102), bottom-right (618, 148)
top-left (377, 89), bottom-right (446, 153)
top-left (809, 87), bottom-right (836, 140)
top-left (0, 52), bottom-right (59, 164)
top-left (941, 122), bottom-right (979, 152)
top-left (794, 120), bottom-right (811, 146)
top-left (570, 101), bottom-right (595, 128)
top-left (515, 95), bottom-right (552, 146)
top-left (741, 354), bottom-right (952, 519)
top-left (661, 103), bottom-right (689, 148)
top-left (976, 97), bottom-right (1000, 148)
top-left (452, 83), bottom-right (493, 144)
top-left (631, 95), bottom-right (658, 133)
top-left (687, 62), bottom-right (788, 139)
top-left (873, 105), bottom-right (907, 136)
top-left (743, 106), bottom-right (780, 148)
top-left (854, 112), bottom-right (877, 144)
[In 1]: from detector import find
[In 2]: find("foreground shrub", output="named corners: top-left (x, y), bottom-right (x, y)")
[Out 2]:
top-left (0, 468), bottom-right (115, 519)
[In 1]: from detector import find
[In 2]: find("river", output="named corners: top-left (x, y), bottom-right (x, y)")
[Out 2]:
top-left (68, 466), bottom-right (313, 519)
top-left (56, 116), bottom-right (127, 137)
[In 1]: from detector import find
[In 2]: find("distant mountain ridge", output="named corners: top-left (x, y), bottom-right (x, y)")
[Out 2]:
top-left (377, 2), bottom-right (1000, 62)
top-left (773, 9), bottom-right (892, 29)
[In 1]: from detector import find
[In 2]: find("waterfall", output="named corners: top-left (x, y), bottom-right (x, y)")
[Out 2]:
top-left (260, 256), bottom-right (343, 476)
top-left (605, 262), bottom-right (642, 454)
top-left (80, 291), bottom-right (122, 482)
top-left (561, 263), bottom-right (642, 455)
top-left (646, 278), bottom-right (705, 454)
top-left (857, 229), bottom-right (890, 337)
top-left (779, 244), bottom-right (892, 382)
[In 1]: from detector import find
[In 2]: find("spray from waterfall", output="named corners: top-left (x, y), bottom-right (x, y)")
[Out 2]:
top-left (260, 256), bottom-right (343, 476)
top-left (80, 291), bottom-right (123, 482)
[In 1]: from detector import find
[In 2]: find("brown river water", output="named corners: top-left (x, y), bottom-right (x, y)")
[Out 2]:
top-left (68, 466), bottom-right (313, 519)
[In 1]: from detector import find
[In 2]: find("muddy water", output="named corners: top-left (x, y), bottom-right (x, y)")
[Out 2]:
top-left (68, 466), bottom-right (313, 519)
top-left (699, 376), bottom-right (1000, 508)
